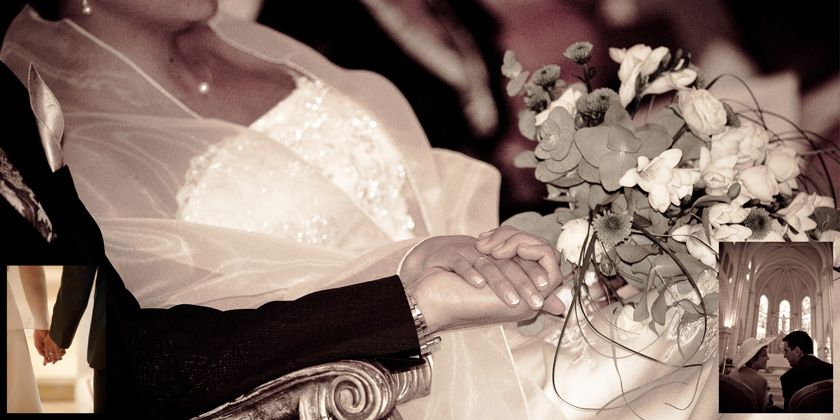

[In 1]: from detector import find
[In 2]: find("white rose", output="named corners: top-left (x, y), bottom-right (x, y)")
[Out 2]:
top-left (764, 143), bottom-right (800, 191)
top-left (698, 147), bottom-right (737, 195)
top-left (678, 88), bottom-right (727, 136)
top-left (672, 224), bottom-right (718, 267)
top-left (642, 67), bottom-right (697, 96)
top-left (609, 44), bottom-right (670, 106)
top-left (708, 202), bottom-right (749, 228)
top-left (738, 165), bottom-right (780, 203)
top-left (711, 122), bottom-right (771, 171)
top-left (556, 218), bottom-right (605, 264)
top-left (534, 85), bottom-right (585, 126)
top-left (819, 230), bottom-right (840, 267)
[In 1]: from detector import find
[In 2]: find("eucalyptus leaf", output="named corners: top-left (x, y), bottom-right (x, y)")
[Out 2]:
top-left (652, 253), bottom-right (706, 280)
top-left (703, 292), bottom-right (719, 315)
top-left (513, 150), bottom-right (539, 168)
top-left (602, 101), bottom-right (635, 131)
top-left (549, 173), bottom-right (585, 188)
top-left (632, 213), bottom-right (652, 228)
top-left (501, 211), bottom-right (543, 234)
top-left (619, 268), bottom-right (647, 289)
top-left (518, 109), bottom-right (537, 140)
top-left (631, 257), bottom-right (652, 275)
top-left (545, 144), bottom-right (582, 174)
top-left (555, 208), bottom-right (581, 224)
top-left (651, 292), bottom-right (667, 325)
top-left (577, 158), bottom-right (602, 183)
top-left (634, 294), bottom-right (650, 322)
top-left (605, 125), bottom-right (641, 153)
top-left (654, 106), bottom-right (685, 138)
top-left (575, 126), bottom-right (610, 166)
top-left (648, 319), bottom-right (658, 335)
top-left (588, 184), bottom-right (618, 209)
top-left (535, 161), bottom-right (563, 182)
top-left (635, 123), bottom-right (673, 158)
top-left (599, 151), bottom-right (636, 191)
top-left (671, 129), bottom-right (706, 163)
top-left (615, 244), bottom-right (659, 263)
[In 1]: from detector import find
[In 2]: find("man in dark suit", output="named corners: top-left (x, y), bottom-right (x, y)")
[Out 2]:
top-left (780, 330), bottom-right (833, 411)
top-left (1, 60), bottom-right (564, 419)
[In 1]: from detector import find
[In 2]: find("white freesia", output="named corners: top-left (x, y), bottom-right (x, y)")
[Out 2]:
top-left (776, 192), bottom-right (832, 233)
top-left (642, 67), bottom-right (697, 96)
top-left (764, 142), bottom-right (800, 195)
top-left (710, 121), bottom-right (770, 170)
top-left (619, 149), bottom-right (699, 212)
top-left (556, 218), bottom-right (605, 264)
top-left (714, 224), bottom-right (752, 242)
top-left (819, 230), bottom-right (840, 267)
top-left (534, 85), bottom-right (585, 126)
top-left (708, 202), bottom-right (749, 228)
top-left (609, 44), bottom-right (670, 106)
top-left (672, 224), bottom-right (718, 267)
top-left (678, 88), bottom-right (727, 136)
top-left (698, 147), bottom-right (737, 195)
top-left (738, 165), bottom-right (780, 203)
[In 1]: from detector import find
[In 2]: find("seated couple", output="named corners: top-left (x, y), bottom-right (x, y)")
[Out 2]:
top-left (2, 2), bottom-right (712, 419)
top-left (728, 331), bottom-right (832, 413)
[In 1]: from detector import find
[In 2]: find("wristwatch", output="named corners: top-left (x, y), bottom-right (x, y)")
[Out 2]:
top-left (404, 286), bottom-right (441, 356)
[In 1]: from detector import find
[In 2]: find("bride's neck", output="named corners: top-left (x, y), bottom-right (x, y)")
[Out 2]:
top-left (68, 12), bottom-right (216, 98)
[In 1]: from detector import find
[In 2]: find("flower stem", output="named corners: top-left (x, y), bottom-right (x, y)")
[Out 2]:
top-left (580, 63), bottom-right (593, 93)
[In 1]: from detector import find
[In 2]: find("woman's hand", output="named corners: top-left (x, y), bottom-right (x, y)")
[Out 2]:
top-left (41, 332), bottom-right (66, 365)
top-left (412, 267), bottom-right (567, 333)
top-left (401, 231), bottom-right (566, 311)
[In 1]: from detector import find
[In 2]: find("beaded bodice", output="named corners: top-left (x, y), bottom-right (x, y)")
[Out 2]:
top-left (177, 77), bottom-right (421, 251)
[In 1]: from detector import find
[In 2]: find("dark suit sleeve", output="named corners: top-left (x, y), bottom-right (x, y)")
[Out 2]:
top-left (49, 265), bottom-right (97, 349)
top-left (108, 260), bottom-right (420, 420)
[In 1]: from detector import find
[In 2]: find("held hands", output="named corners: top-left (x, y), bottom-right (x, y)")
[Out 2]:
top-left (401, 226), bottom-right (567, 322)
top-left (34, 329), bottom-right (66, 365)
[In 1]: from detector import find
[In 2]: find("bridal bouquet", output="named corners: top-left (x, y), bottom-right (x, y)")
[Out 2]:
top-left (502, 41), bottom-right (839, 409)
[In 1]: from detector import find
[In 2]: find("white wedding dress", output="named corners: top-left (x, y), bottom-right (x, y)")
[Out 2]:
top-left (2, 6), bottom-right (718, 419)
top-left (6, 266), bottom-right (48, 413)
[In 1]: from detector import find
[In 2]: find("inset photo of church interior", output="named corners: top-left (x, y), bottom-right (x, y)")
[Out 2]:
top-left (718, 242), bottom-right (835, 414)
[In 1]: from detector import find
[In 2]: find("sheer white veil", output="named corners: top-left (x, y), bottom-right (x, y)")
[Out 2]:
top-left (2, 6), bottom-right (533, 419)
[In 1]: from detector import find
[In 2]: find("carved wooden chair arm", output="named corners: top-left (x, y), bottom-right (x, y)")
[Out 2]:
top-left (193, 357), bottom-right (432, 420)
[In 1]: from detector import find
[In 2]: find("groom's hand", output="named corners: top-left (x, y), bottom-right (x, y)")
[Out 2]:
top-left (412, 267), bottom-right (567, 334)
top-left (42, 333), bottom-right (66, 365)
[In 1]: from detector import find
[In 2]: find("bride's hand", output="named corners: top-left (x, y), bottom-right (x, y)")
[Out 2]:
top-left (401, 235), bottom-right (560, 310)
top-left (413, 267), bottom-right (566, 333)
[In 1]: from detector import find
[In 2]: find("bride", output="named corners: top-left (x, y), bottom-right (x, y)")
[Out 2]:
top-left (2, 1), bottom-right (715, 419)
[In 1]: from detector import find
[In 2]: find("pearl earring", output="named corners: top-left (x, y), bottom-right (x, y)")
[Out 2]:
top-left (82, 0), bottom-right (92, 15)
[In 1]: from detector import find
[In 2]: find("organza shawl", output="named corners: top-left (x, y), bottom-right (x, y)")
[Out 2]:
top-left (1, 6), bottom-right (532, 419)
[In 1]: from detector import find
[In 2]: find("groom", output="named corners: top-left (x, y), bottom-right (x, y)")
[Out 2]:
top-left (781, 330), bottom-right (833, 411)
top-left (1, 60), bottom-right (566, 419)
